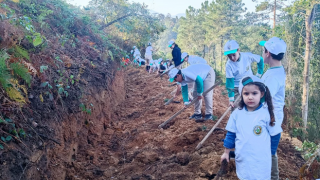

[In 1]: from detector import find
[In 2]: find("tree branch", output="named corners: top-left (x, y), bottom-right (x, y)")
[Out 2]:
top-left (99, 13), bottom-right (135, 30)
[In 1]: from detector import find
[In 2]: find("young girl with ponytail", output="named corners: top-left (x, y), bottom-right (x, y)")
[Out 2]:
top-left (221, 75), bottom-right (278, 180)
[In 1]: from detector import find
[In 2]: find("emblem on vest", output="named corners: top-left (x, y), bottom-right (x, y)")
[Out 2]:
top-left (253, 125), bottom-right (262, 136)
top-left (227, 45), bottom-right (231, 50)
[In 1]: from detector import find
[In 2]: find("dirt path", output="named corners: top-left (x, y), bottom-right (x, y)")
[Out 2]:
top-left (93, 67), bottom-right (305, 180)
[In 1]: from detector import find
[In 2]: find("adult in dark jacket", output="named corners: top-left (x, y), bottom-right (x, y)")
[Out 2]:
top-left (168, 40), bottom-right (182, 69)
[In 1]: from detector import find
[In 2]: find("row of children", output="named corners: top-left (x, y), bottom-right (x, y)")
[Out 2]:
top-left (131, 42), bottom-right (176, 74)
top-left (166, 37), bottom-right (286, 180)
top-left (130, 46), bottom-right (146, 66)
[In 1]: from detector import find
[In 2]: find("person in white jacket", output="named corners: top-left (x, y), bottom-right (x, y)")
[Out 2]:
top-left (145, 42), bottom-right (153, 71)
top-left (181, 52), bottom-right (208, 102)
top-left (133, 46), bottom-right (141, 65)
top-left (181, 52), bottom-right (208, 65)
top-left (149, 58), bottom-right (162, 74)
top-left (168, 64), bottom-right (216, 121)
top-left (149, 59), bottom-right (155, 74)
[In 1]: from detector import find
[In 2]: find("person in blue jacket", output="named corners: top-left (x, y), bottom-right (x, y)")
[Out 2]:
top-left (168, 40), bottom-right (183, 69)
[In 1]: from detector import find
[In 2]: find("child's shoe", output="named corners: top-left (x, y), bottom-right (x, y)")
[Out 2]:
top-left (189, 114), bottom-right (201, 120)
top-left (204, 114), bottom-right (213, 121)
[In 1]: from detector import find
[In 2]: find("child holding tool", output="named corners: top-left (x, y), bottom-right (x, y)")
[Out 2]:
top-left (221, 75), bottom-right (278, 180)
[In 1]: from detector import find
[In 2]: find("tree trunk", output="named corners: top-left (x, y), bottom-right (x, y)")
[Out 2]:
top-left (302, 5), bottom-right (316, 129)
top-left (220, 38), bottom-right (223, 72)
top-left (99, 13), bottom-right (133, 30)
top-left (273, 0), bottom-right (276, 33)
top-left (213, 45), bottom-right (216, 70)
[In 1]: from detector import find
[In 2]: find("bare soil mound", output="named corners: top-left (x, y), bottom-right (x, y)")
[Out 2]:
top-left (92, 67), bottom-right (305, 180)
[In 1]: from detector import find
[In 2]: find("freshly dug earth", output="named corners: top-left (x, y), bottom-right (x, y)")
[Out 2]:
top-left (72, 66), bottom-right (304, 180)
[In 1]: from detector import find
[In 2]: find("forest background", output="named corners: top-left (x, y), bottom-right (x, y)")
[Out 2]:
top-left (153, 0), bottom-right (320, 147)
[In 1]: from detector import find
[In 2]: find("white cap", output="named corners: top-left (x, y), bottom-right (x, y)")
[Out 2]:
top-left (133, 46), bottom-right (136, 49)
top-left (259, 37), bottom-right (287, 55)
top-left (168, 40), bottom-right (175, 47)
top-left (168, 68), bottom-right (179, 82)
top-left (158, 58), bottom-right (163, 62)
top-left (238, 75), bottom-right (264, 95)
top-left (224, 40), bottom-right (239, 55)
top-left (181, 52), bottom-right (188, 61)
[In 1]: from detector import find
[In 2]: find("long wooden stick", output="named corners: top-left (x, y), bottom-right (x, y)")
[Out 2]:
top-left (170, 89), bottom-right (177, 96)
top-left (195, 96), bottom-right (241, 150)
top-left (155, 70), bottom-right (169, 78)
top-left (156, 62), bottom-right (186, 78)
top-left (168, 82), bottom-right (177, 87)
top-left (158, 81), bottom-right (221, 129)
top-left (164, 97), bottom-right (174, 105)
top-left (164, 89), bottom-right (180, 105)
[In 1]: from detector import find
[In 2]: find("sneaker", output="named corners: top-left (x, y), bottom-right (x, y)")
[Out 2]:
top-left (189, 114), bottom-right (201, 120)
top-left (204, 114), bottom-right (213, 121)
top-left (194, 114), bottom-right (203, 122)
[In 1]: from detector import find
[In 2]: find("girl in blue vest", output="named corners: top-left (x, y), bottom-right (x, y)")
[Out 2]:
top-left (221, 75), bottom-right (279, 180)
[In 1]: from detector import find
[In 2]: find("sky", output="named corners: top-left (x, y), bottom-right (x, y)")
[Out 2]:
top-left (129, 0), bottom-right (257, 15)
top-left (67, 0), bottom-right (258, 16)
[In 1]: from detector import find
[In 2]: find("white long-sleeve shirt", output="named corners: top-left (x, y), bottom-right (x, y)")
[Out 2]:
top-left (145, 46), bottom-right (153, 56)
top-left (187, 55), bottom-right (207, 65)
top-left (133, 49), bottom-right (141, 58)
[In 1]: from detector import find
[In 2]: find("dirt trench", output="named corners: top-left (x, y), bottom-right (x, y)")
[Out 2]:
top-left (18, 66), bottom-right (305, 180)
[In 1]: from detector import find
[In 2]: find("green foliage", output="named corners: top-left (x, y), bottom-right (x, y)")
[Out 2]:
top-left (0, 50), bottom-right (11, 89)
top-left (1, 135), bottom-right (12, 142)
top-left (201, 125), bottom-right (207, 131)
top-left (79, 103), bottom-right (93, 115)
top-left (0, 3), bottom-right (15, 19)
top-left (0, 117), bottom-right (25, 146)
top-left (18, 129), bottom-right (26, 138)
top-left (40, 81), bottom-right (53, 89)
top-left (82, 16), bottom-right (91, 25)
top-left (108, 50), bottom-right (114, 61)
top-left (212, 115), bottom-right (217, 121)
top-left (0, 52), bottom-right (28, 103)
top-left (296, 141), bottom-right (319, 160)
top-left (56, 84), bottom-right (68, 97)
top-left (32, 32), bottom-right (43, 46)
top-left (153, 15), bottom-right (179, 58)
top-left (40, 65), bottom-right (48, 73)
top-left (255, 1), bottom-right (269, 12)
top-left (10, 62), bottom-right (31, 86)
top-left (14, 46), bottom-right (30, 60)
top-left (15, 15), bottom-right (46, 47)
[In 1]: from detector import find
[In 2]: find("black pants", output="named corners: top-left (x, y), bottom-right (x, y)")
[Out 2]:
top-left (141, 61), bottom-right (145, 65)
top-left (146, 65), bottom-right (150, 71)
